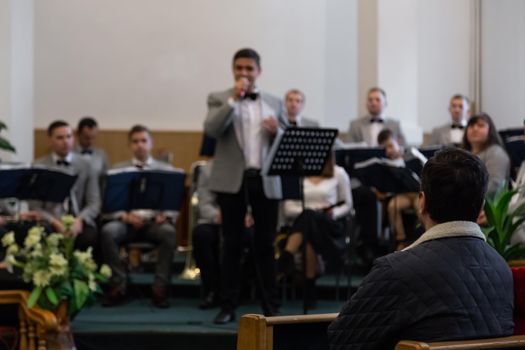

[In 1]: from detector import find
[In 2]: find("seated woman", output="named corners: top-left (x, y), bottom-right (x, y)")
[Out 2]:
top-left (463, 113), bottom-right (510, 198)
top-left (277, 154), bottom-right (353, 309)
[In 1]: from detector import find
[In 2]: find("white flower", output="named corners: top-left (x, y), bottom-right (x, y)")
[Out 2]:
top-left (28, 226), bottom-right (44, 238)
top-left (6, 244), bottom-right (19, 255)
top-left (88, 274), bottom-right (97, 291)
top-left (61, 215), bottom-right (75, 230)
top-left (46, 233), bottom-right (63, 247)
top-left (74, 248), bottom-right (93, 264)
top-left (5, 254), bottom-right (18, 266)
top-left (99, 264), bottom-right (112, 278)
top-left (29, 243), bottom-right (43, 257)
top-left (49, 265), bottom-right (67, 277)
top-left (32, 270), bottom-right (51, 287)
top-left (24, 230), bottom-right (42, 248)
top-left (1, 232), bottom-right (15, 247)
top-left (49, 253), bottom-right (67, 267)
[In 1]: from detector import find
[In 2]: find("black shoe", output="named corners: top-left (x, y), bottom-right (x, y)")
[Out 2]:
top-left (199, 292), bottom-right (218, 310)
top-left (102, 285), bottom-right (127, 307)
top-left (152, 286), bottom-right (170, 309)
top-left (213, 309), bottom-right (236, 324)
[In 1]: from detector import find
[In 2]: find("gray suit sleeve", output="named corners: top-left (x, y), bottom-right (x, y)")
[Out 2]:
top-left (395, 121), bottom-right (406, 146)
top-left (197, 165), bottom-right (219, 224)
top-left (204, 92), bottom-right (237, 138)
top-left (426, 129), bottom-right (440, 146)
top-left (79, 167), bottom-right (101, 223)
top-left (346, 120), bottom-right (360, 143)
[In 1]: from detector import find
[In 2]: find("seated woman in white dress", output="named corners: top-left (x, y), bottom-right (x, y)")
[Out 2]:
top-left (277, 154), bottom-right (353, 309)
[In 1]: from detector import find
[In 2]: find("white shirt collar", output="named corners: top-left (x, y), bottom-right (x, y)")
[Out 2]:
top-left (52, 152), bottom-right (73, 164)
top-left (132, 156), bottom-right (154, 168)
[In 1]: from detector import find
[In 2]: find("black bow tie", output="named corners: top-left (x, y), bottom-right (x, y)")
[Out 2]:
top-left (135, 164), bottom-right (144, 170)
top-left (451, 124), bottom-right (465, 130)
top-left (370, 118), bottom-right (384, 124)
top-left (243, 92), bottom-right (259, 101)
top-left (56, 159), bottom-right (70, 166)
top-left (289, 120), bottom-right (298, 127)
top-left (80, 149), bottom-right (93, 155)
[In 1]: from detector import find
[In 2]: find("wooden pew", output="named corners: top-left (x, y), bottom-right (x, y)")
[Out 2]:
top-left (237, 313), bottom-right (525, 350)
top-left (0, 290), bottom-right (58, 350)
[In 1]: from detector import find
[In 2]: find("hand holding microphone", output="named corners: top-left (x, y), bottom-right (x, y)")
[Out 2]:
top-left (234, 77), bottom-right (249, 100)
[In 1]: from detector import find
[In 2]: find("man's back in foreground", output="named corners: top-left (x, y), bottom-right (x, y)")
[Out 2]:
top-left (328, 148), bottom-right (514, 349)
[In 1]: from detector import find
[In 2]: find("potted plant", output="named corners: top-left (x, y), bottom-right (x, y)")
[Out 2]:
top-left (0, 120), bottom-right (16, 153)
top-left (483, 186), bottom-right (525, 262)
top-left (1, 216), bottom-right (111, 348)
top-left (483, 186), bottom-right (525, 334)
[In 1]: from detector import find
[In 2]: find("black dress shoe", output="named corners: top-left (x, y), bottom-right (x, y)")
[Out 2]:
top-left (213, 310), bottom-right (236, 324)
top-left (199, 292), bottom-right (218, 309)
top-left (152, 286), bottom-right (170, 309)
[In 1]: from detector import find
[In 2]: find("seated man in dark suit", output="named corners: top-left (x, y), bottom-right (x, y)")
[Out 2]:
top-left (328, 148), bottom-right (514, 349)
top-left (283, 89), bottom-right (319, 128)
top-left (30, 120), bottom-right (101, 251)
top-left (100, 125), bottom-right (177, 308)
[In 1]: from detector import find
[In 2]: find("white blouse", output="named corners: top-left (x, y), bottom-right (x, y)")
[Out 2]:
top-left (283, 165), bottom-right (353, 222)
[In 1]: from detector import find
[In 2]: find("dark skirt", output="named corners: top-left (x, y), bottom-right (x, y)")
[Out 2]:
top-left (289, 209), bottom-right (346, 271)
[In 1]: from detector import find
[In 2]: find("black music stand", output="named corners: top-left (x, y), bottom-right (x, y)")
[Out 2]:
top-left (0, 165), bottom-right (77, 203)
top-left (264, 127), bottom-right (338, 315)
top-left (103, 169), bottom-right (186, 214)
top-left (265, 127), bottom-right (339, 208)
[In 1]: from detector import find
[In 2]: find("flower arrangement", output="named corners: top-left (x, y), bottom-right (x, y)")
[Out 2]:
top-left (1, 216), bottom-right (111, 318)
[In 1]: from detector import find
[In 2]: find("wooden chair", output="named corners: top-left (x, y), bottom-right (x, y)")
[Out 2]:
top-left (0, 290), bottom-right (58, 350)
top-left (395, 336), bottom-right (525, 349)
top-left (237, 313), bottom-right (525, 350)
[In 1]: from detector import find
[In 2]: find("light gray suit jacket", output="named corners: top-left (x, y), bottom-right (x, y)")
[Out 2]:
top-left (196, 161), bottom-right (219, 225)
top-left (74, 145), bottom-right (109, 177)
top-left (426, 123), bottom-right (465, 146)
top-left (32, 154), bottom-right (101, 226)
top-left (346, 116), bottom-right (406, 146)
top-left (203, 88), bottom-right (286, 199)
top-left (282, 115), bottom-right (320, 128)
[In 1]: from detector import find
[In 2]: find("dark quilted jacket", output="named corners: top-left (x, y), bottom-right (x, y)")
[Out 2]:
top-left (328, 236), bottom-right (514, 349)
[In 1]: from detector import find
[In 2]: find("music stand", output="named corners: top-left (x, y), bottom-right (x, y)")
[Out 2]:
top-left (263, 127), bottom-right (338, 315)
top-left (103, 168), bottom-right (186, 214)
top-left (335, 148), bottom-right (386, 176)
top-left (264, 127), bottom-right (339, 208)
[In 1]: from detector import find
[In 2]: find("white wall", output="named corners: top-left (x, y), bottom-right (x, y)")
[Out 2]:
top-left (0, 1), bottom-right (9, 128)
top-left (481, 0), bottom-right (525, 129)
top-left (35, 0), bottom-right (356, 131)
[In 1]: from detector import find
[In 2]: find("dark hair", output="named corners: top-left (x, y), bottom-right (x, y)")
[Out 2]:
top-left (377, 129), bottom-right (393, 145)
top-left (77, 116), bottom-right (98, 133)
top-left (421, 148), bottom-right (488, 223)
top-left (462, 112), bottom-right (502, 151)
top-left (368, 87), bottom-right (387, 99)
top-left (128, 124), bottom-right (151, 141)
top-left (232, 48), bottom-right (261, 68)
top-left (47, 120), bottom-right (70, 136)
top-left (450, 94), bottom-right (470, 106)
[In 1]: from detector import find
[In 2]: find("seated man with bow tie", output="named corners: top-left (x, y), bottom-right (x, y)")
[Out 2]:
top-left (283, 89), bottom-right (320, 128)
top-left (426, 94), bottom-right (470, 146)
top-left (31, 120), bottom-right (101, 250)
top-left (100, 124), bottom-right (177, 309)
top-left (346, 87), bottom-right (406, 146)
top-left (74, 116), bottom-right (109, 179)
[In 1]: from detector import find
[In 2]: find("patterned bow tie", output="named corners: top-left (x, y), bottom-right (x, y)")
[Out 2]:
top-left (451, 124), bottom-right (465, 130)
top-left (80, 149), bottom-right (93, 155)
top-left (370, 118), bottom-right (384, 124)
top-left (56, 159), bottom-right (70, 166)
top-left (243, 92), bottom-right (259, 101)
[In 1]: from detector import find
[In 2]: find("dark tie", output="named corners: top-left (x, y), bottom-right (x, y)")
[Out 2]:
top-left (289, 120), bottom-right (298, 127)
top-left (243, 92), bottom-right (259, 101)
top-left (451, 124), bottom-right (464, 130)
top-left (370, 118), bottom-right (384, 124)
top-left (56, 159), bottom-right (70, 166)
top-left (81, 149), bottom-right (93, 155)
top-left (135, 164), bottom-right (144, 170)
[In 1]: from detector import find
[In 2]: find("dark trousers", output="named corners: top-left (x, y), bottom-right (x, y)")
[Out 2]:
top-left (192, 223), bottom-right (221, 296)
top-left (216, 172), bottom-right (279, 312)
top-left (352, 185), bottom-right (381, 255)
top-left (100, 220), bottom-right (176, 288)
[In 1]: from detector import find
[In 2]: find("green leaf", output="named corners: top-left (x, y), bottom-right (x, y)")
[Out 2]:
top-left (0, 137), bottom-right (16, 153)
top-left (45, 287), bottom-right (59, 306)
top-left (73, 279), bottom-right (90, 311)
top-left (27, 287), bottom-right (42, 308)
